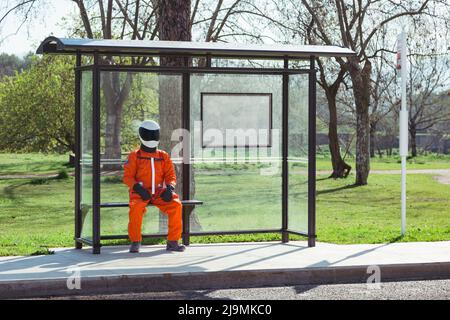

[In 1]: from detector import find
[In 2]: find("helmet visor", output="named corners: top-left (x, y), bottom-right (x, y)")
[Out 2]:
top-left (139, 127), bottom-right (160, 141)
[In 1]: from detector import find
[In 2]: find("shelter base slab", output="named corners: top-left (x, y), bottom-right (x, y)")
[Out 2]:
top-left (0, 241), bottom-right (449, 298)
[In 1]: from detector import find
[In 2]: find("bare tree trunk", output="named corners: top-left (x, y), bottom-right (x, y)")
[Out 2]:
top-left (103, 101), bottom-right (123, 169)
top-left (316, 59), bottom-right (351, 179)
top-left (348, 57), bottom-right (371, 186)
top-left (410, 122), bottom-right (417, 157)
top-left (355, 108), bottom-right (370, 185)
top-left (102, 71), bottom-right (133, 171)
top-left (370, 122), bottom-right (376, 158)
top-left (327, 92), bottom-right (351, 178)
top-left (156, 0), bottom-right (202, 232)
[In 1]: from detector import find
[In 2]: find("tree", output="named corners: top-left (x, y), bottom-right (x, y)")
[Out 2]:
top-left (0, 52), bottom-right (33, 78)
top-left (369, 46), bottom-right (398, 157)
top-left (209, 1), bottom-right (352, 178)
top-left (302, 4), bottom-right (351, 178)
top-left (407, 54), bottom-right (450, 156)
top-left (156, 0), bottom-right (191, 151)
top-left (0, 55), bottom-right (75, 153)
top-left (1, 0), bottom-right (250, 165)
top-left (300, 0), bottom-right (434, 185)
top-left (73, 0), bottom-right (161, 169)
top-left (154, 0), bottom-right (191, 231)
top-left (2, 0), bottom-right (252, 234)
top-left (317, 58), bottom-right (352, 178)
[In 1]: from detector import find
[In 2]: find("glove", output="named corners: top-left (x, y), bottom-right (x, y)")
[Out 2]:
top-left (133, 183), bottom-right (151, 201)
top-left (161, 184), bottom-right (175, 202)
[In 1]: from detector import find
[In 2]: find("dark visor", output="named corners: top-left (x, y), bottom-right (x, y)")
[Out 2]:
top-left (139, 127), bottom-right (160, 141)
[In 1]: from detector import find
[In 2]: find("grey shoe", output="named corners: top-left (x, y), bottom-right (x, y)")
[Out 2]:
top-left (129, 241), bottom-right (141, 253)
top-left (166, 240), bottom-right (185, 252)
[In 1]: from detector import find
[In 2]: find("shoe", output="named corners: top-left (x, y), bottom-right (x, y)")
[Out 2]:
top-left (129, 241), bottom-right (141, 253)
top-left (166, 240), bottom-right (186, 252)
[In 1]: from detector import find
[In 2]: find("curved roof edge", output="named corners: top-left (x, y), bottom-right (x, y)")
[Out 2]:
top-left (36, 36), bottom-right (355, 58)
top-left (36, 36), bottom-right (66, 54)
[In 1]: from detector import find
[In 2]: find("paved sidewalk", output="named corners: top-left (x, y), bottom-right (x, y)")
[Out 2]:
top-left (1, 241), bottom-right (449, 298)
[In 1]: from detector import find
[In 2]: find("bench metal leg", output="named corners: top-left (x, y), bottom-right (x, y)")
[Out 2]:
top-left (92, 244), bottom-right (101, 254)
top-left (182, 206), bottom-right (193, 246)
top-left (282, 231), bottom-right (289, 243)
top-left (308, 235), bottom-right (316, 247)
top-left (75, 241), bottom-right (83, 249)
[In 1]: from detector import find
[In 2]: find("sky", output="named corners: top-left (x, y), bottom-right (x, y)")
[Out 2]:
top-left (0, 0), bottom-right (77, 57)
top-left (0, 1), bottom-right (448, 60)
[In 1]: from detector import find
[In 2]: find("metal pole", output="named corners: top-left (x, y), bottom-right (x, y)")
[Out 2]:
top-left (74, 52), bottom-right (82, 249)
top-left (92, 52), bottom-right (101, 254)
top-left (281, 58), bottom-right (289, 243)
top-left (401, 156), bottom-right (406, 235)
top-left (308, 56), bottom-right (317, 247)
top-left (182, 57), bottom-right (191, 245)
top-left (398, 32), bottom-right (408, 236)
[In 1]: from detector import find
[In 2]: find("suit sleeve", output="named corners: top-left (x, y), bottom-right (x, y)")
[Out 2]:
top-left (123, 152), bottom-right (137, 189)
top-left (163, 153), bottom-right (177, 187)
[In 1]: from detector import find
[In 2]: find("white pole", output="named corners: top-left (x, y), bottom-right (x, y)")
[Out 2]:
top-left (401, 154), bottom-right (406, 235)
top-left (398, 31), bottom-right (408, 236)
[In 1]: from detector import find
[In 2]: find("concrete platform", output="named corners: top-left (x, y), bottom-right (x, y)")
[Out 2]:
top-left (1, 241), bottom-right (449, 299)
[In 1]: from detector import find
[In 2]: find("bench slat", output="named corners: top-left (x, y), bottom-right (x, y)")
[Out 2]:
top-left (100, 200), bottom-right (202, 208)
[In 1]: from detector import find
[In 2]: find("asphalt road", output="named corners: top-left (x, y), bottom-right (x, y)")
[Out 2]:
top-left (42, 279), bottom-right (450, 300)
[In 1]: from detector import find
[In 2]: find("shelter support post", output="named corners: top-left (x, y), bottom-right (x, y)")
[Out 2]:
top-left (182, 206), bottom-right (193, 246)
top-left (182, 58), bottom-right (191, 246)
top-left (92, 52), bottom-right (101, 254)
top-left (281, 58), bottom-right (289, 243)
top-left (74, 53), bottom-right (82, 249)
top-left (308, 56), bottom-right (317, 247)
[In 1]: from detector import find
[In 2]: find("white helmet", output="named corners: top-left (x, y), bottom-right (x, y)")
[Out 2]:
top-left (139, 120), bottom-right (160, 148)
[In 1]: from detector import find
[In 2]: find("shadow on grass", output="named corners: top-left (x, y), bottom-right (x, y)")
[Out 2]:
top-left (2, 173), bottom-right (70, 200)
top-left (387, 235), bottom-right (404, 243)
top-left (0, 161), bottom-right (68, 174)
top-left (316, 183), bottom-right (360, 195)
top-left (3, 182), bottom-right (28, 200)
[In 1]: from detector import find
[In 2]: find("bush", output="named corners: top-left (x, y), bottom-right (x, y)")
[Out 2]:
top-left (29, 178), bottom-right (49, 185)
top-left (56, 170), bottom-right (69, 180)
top-left (102, 175), bottom-right (123, 184)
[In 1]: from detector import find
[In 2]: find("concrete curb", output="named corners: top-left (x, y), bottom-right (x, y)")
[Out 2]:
top-left (1, 261), bottom-right (450, 299)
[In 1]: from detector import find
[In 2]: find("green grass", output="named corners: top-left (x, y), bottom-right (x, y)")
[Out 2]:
top-left (316, 153), bottom-right (450, 171)
top-left (0, 177), bottom-right (74, 255)
top-left (0, 153), bottom-right (73, 176)
top-left (1, 152), bottom-right (448, 175)
top-left (316, 173), bottom-right (450, 243)
top-left (0, 152), bottom-right (449, 256)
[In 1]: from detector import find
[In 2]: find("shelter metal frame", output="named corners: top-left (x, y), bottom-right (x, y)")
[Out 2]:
top-left (37, 37), bottom-right (355, 254)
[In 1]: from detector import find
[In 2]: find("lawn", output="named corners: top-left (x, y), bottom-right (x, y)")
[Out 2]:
top-left (0, 153), bottom-right (73, 176)
top-left (316, 153), bottom-right (450, 171)
top-left (0, 152), bottom-right (449, 256)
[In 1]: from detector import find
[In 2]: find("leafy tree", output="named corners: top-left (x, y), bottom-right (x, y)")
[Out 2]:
top-left (0, 52), bottom-right (33, 78)
top-left (407, 54), bottom-right (450, 156)
top-left (0, 55), bottom-right (75, 153)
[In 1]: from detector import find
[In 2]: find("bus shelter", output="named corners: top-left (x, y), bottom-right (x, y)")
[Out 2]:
top-left (37, 37), bottom-right (354, 254)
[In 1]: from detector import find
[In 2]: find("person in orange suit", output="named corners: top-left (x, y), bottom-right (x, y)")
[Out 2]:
top-left (123, 120), bottom-right (185, 253)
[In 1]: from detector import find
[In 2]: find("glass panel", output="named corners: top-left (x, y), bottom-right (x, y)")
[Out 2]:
top-left (190, 73), bottom-right (283, 232)
top-left (100, 207), bottom-right (163, 236)
top-left (80, 71), bottom-right (93, 240)
top-left (211, 58), bottom-right (284, 69)
top-left (99, 72), bottom-right (183, 236)
top-left (288, 74), bottom-right (309, 233)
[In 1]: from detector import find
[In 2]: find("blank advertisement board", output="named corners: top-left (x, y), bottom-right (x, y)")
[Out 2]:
top-left (201, 92), bottom-right (272, 148)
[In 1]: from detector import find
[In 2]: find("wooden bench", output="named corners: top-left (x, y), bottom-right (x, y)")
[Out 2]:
top-left (99, 199), bottom-right (203, 246)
